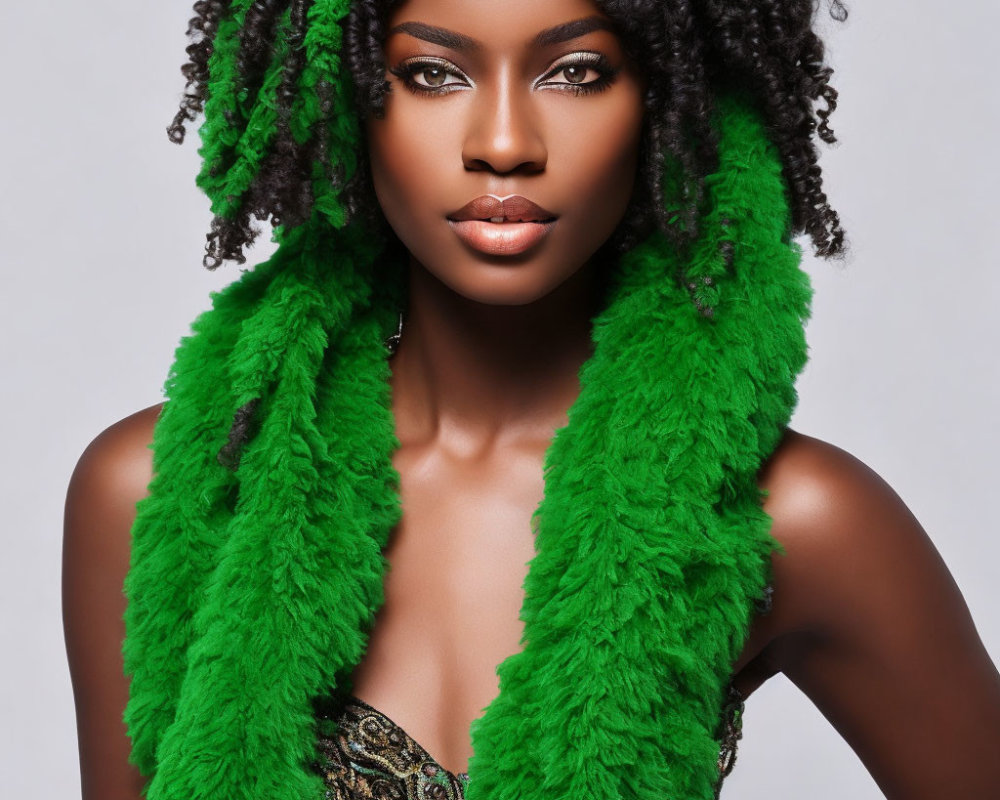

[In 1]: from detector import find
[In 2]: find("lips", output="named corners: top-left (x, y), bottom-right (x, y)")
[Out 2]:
top-left (447, 195), bottom-right (557, 256)
top-left (448, 195), bottom-right (556, 223)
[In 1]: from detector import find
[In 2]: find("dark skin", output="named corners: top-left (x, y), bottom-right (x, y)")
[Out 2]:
top-left (63, 1), bottom-right (1000, 798)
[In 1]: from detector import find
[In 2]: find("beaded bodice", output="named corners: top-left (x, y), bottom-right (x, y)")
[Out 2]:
top-left (314, 685), bottom-right (747, 800)
top-left (316, 696), bottom-right (470, 800)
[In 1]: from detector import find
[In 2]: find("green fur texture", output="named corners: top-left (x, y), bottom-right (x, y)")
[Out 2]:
top-left (123, 92), bottom-right (811, 800)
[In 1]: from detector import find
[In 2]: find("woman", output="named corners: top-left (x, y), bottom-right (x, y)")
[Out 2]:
top-left (63, 1), bottom-right (1000, 799)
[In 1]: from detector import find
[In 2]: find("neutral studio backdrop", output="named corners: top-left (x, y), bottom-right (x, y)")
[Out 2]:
top-left (1, 1), bottom-right (997, 797)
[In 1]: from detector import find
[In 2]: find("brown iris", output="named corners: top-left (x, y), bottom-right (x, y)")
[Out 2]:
top-left (422, 66), bottom-right (447, 86)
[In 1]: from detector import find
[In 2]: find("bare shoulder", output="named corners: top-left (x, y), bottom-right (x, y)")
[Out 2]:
top-left (63, 402), bottom-right (164, 586)
top-left (759, 427), bottom-right (919, 549)
top-left (742, 429), bottom-right (1000, 797)
top-left (63, 403), bottom-right (164, 800)
top-left (756, 428), bottom-right (946, 641)
top-left (63, 400), bottom-right (164, 625)
top-left (67, 403), bottom-right (163, 514)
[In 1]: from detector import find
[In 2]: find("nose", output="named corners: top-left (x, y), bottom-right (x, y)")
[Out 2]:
top-left (462, 73), bottom-right (547, 175)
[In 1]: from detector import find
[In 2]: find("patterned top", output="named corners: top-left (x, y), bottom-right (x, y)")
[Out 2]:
top-left (314, 685), bottom-right (746, 800)
top-left (315, 696), bottom-right (469, 800)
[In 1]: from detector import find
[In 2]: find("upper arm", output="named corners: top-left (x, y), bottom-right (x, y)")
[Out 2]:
top-left (63, 404), bottom-right (162, 800)
top-left (755, 431), bottom-right (1000, 798)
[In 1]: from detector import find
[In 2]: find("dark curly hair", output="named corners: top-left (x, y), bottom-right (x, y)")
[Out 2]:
top-left (169, 0), bottom-right (847, 269)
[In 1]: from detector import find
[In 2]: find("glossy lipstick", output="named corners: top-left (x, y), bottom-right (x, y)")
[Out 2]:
top-left (447, 195), bottom-right (557, 256)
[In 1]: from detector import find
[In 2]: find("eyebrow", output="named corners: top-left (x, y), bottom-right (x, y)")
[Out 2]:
top-left (386, 16), bottom-right (617, 52)
top-left (534, 17), bottom-right (616, 47)
top-left (387, 22), bottom-right (480, 51)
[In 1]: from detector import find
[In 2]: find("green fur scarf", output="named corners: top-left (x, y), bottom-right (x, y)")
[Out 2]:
top-left (122, 88), bottom-right (811, 800)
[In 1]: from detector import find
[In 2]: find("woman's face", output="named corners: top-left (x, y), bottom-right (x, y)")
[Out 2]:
top-left (367, 0), bottom-right (645, 306)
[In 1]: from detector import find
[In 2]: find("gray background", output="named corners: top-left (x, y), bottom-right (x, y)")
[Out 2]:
top-left (2, 1), bottom-right (997, 797)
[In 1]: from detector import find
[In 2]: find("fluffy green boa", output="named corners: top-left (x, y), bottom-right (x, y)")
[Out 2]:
top-left (122, 95), bottom-right (811, 800)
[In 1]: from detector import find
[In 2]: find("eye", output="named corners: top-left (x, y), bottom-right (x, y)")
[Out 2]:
top-left (550, 64), bottom-right (598, 85)
top-left (538, 52), bottom-right (619, 94)
top-left (391, 58), bottom-right (470, 93)
top-left (411, 64), bottom-right (463, 88)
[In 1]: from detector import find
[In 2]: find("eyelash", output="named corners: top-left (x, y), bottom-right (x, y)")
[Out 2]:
top-left (389, 53), bottom-right (619, 97)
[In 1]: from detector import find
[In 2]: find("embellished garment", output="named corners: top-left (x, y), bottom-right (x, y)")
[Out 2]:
top-left (315, 697), bottom-right (469, 800)
top-left (314, 686), bottom-right (751, 800)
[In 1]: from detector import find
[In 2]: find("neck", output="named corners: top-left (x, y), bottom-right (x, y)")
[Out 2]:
top-left (389, 257), bottom-right (606, 450)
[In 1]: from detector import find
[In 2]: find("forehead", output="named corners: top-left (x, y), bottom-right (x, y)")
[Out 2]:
top-left (385, 0), bottom-right (614, 50)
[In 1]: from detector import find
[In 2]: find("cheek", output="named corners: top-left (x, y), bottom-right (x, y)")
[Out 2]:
top-left (546, 94), bottom-right (644, 233)
top-left (367, 101), bottom-right (463, 245)
top-left (367, 117), bottom-right (420, 240)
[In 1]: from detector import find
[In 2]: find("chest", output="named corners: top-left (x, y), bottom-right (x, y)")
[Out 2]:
top-left (347, 437), bottom-right (544, 773)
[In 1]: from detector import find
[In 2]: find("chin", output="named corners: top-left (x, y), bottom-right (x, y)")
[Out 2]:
top-left (436, 266), bottom-right (569, 307)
